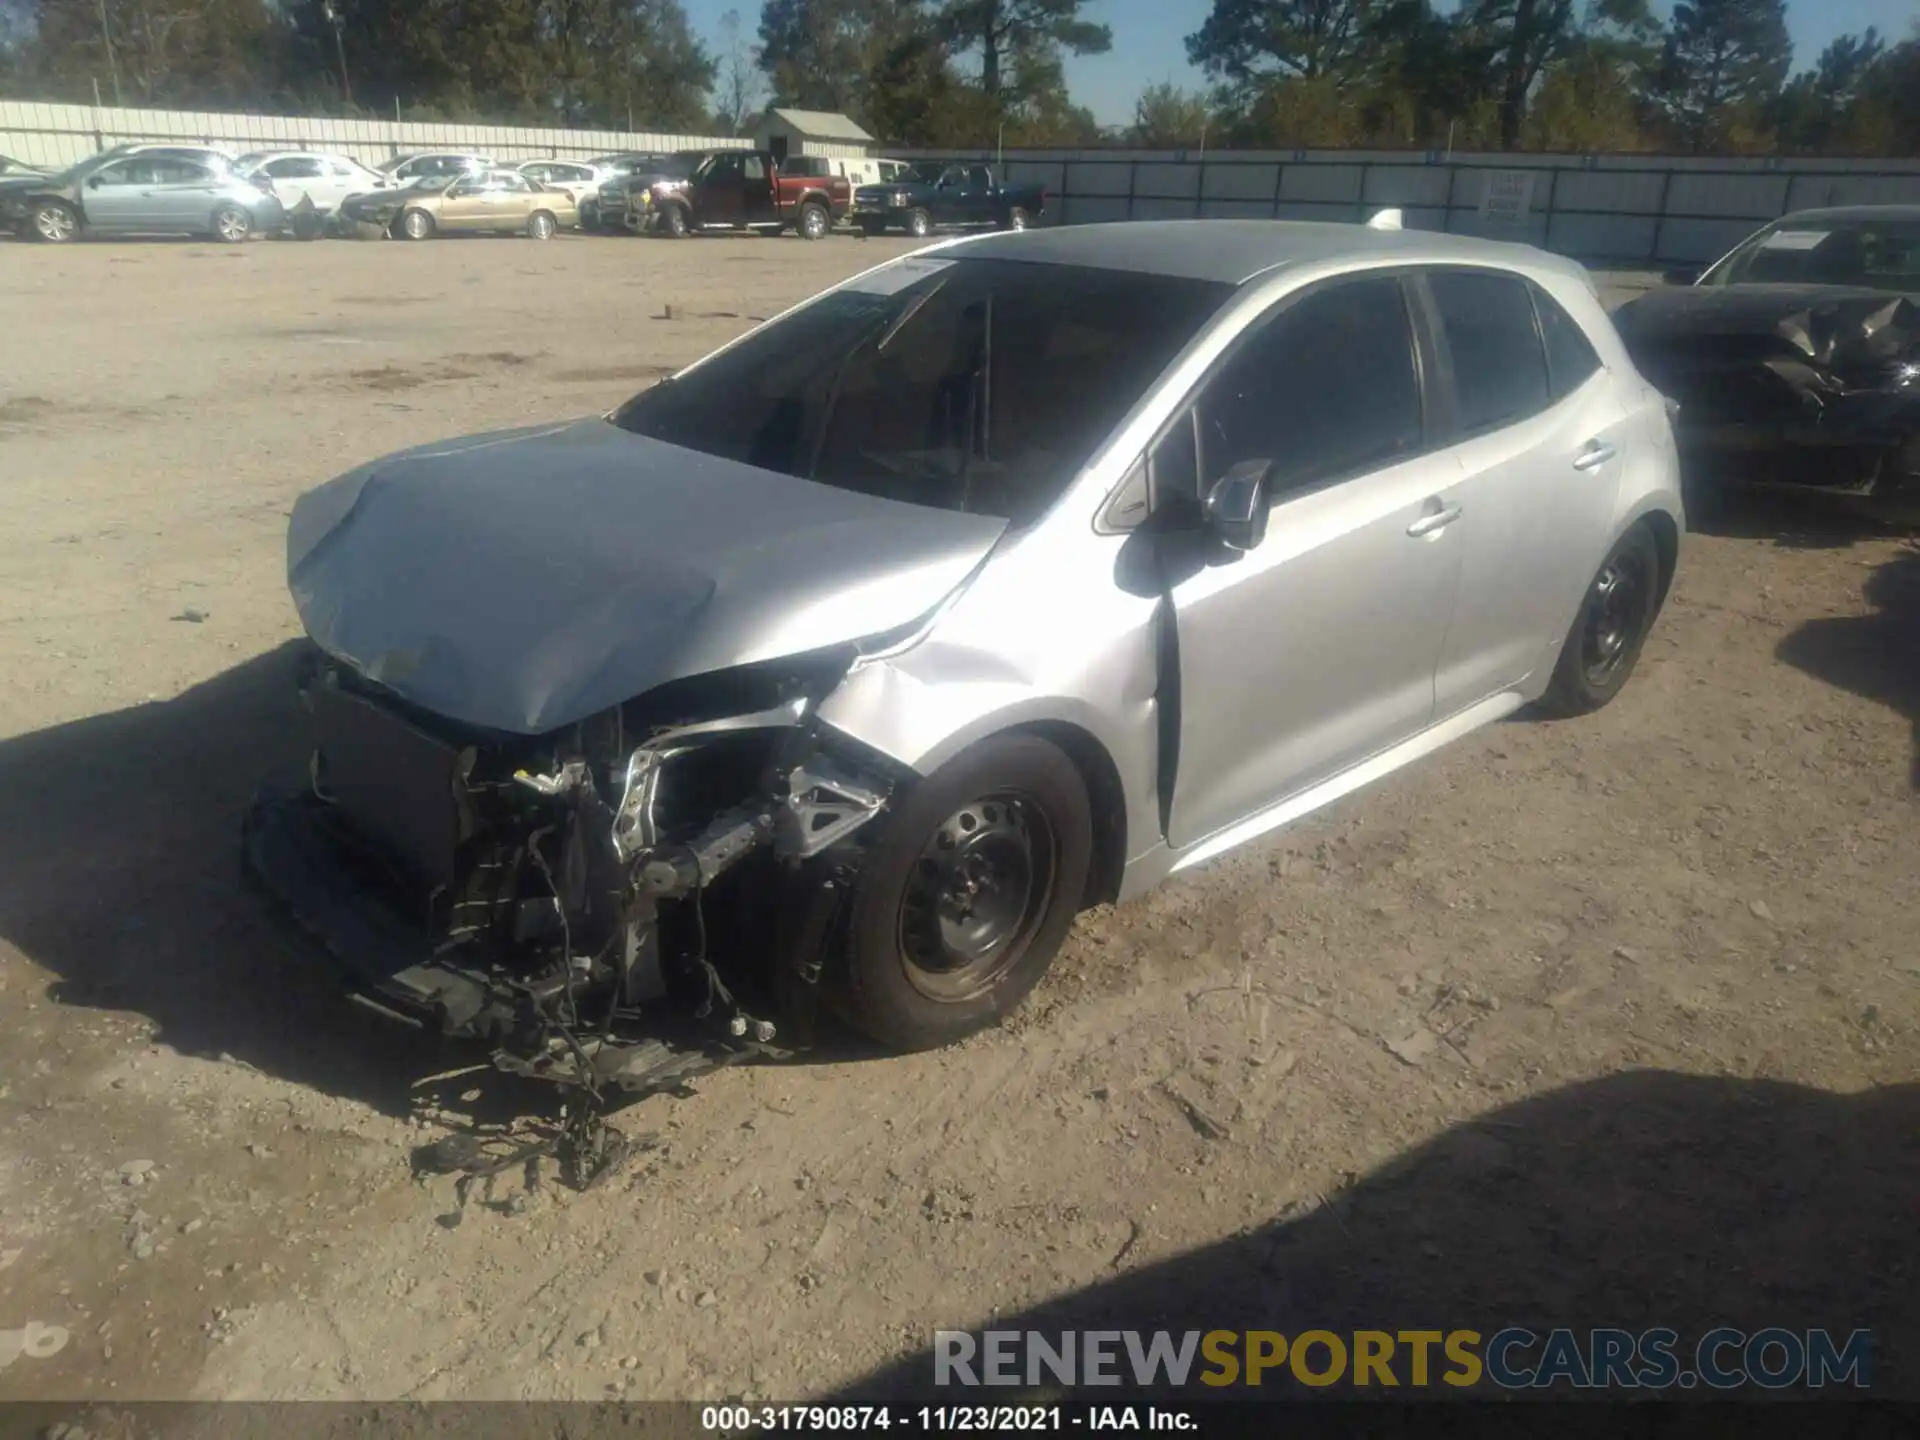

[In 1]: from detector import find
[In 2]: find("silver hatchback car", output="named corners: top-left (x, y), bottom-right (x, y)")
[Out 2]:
top-left (246, 221), bottom-right (1682, 1099)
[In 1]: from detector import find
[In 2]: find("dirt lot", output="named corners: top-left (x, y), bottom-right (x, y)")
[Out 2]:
top-left (0, 231), bottom-right (1915, 1405)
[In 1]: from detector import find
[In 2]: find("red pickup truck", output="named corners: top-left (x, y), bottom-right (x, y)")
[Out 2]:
top-left (623, 150), bottom-right (851, 240)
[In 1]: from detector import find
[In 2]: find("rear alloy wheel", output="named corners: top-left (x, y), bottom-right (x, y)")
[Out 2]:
top-left (400, 208), bottom-right (435, 241)
top-left (1539, 524), bottom-right (1664, 716)
top-left (212, 205), bottom-right (252, 243)
top-left (834, 733), bottom-right (1092, 1052)
top-left (1001, 206), bottom-right (1030, 231)
top-left (797, 201), bottom-right (829, 240)
top-left (30, 200), bottom-right (79, 243)
top-left (905, 207), bottom-right (931, 239)
top-left (526, 210), bottom-right (556, 240)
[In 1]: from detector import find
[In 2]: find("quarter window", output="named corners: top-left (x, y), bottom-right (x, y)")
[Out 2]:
top-left (1195, 275), bottom-right (1425, 499)
top-left (1530, 284), bottom-right (1602, 400)
top-left (1426, 270), bottom-right (1550, 434)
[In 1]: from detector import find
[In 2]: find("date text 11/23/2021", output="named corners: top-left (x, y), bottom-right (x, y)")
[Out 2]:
top-left (701, 1407), bottom-right (1195, 1433)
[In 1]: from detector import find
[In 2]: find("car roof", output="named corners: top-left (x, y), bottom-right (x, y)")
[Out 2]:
top-left (1771, 204), bottom-right (1920, 225)
top-left (948, 219), bottom-right (1588, 288)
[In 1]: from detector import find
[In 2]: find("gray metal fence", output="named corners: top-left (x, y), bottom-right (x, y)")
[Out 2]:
top-left (902, 147), bottom-right (1920, 265)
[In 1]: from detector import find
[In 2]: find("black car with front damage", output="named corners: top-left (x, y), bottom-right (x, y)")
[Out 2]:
top-left (1613, 206), bottom-right (1920, 517)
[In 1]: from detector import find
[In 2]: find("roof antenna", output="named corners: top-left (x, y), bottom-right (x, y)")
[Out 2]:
top-left (1366, 208), bottom-right (1404, 231)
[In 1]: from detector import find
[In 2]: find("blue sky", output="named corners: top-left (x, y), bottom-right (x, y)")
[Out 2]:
top-left (684, 0), bottom-right (1920, 129)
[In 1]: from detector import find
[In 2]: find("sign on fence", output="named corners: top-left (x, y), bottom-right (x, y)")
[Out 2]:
top-left (1478, 169), bottom-right (1535, 225)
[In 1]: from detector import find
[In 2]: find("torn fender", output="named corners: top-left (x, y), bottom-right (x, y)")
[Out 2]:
top-left (287, 419), bottom-right (1008, 735)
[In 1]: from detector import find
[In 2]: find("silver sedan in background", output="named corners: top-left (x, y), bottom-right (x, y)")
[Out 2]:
top-left (247, 220), bottom-right (1684, 1097)
top-left (4, 148), bottom-right (283, 242)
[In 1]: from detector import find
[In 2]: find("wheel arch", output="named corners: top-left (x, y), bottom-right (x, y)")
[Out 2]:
top-left (819, 701), bottom-right (1137, 913)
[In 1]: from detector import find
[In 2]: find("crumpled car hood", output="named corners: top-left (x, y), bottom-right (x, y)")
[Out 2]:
top-left (287, 418), bottom-right (1008, 735)
top-left (1615, 284), bottom-right (1920, 370)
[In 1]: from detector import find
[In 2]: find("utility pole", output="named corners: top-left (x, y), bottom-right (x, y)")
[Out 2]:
top-left (322, 1), bottom-right (352, 106)
top-left (95, 0), bottom-right (123, 107)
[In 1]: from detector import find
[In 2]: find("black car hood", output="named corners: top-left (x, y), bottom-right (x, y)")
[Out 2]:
top-left (1615, 284), bottom-right (1920, 368)
top-left (287, 419), bottom-right (1008, 735)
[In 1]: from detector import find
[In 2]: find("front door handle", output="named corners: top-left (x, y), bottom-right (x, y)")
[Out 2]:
top-left (1573, 439), bottom-right (1617, 471)
top-left (1407, 503), bottom-right (1463, 538)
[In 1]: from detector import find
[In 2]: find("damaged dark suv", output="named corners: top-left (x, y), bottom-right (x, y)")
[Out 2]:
top-left (1613, 205), bottom-right (1920, 516)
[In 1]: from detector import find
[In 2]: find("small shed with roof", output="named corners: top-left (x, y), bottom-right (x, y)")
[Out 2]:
top-left (752, 108), bottom-right (876, 162)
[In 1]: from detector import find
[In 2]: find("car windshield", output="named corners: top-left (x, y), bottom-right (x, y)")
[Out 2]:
top-left (906, 162), bottom-right (947, 185)
top-left (610, 257), bottom-right (1232, 528)
top-left (1704, 217), bottom-right (1920, 292)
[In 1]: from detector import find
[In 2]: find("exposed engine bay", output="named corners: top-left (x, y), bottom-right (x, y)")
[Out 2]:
top-left (243, 643), bottom-right (898, 1117)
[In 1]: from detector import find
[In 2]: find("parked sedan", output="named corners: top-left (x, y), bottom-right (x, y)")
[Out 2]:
top-left (3, 149), bottom-right (281, 242)
top-left (377, 152), bottom-right (492, 185)
top-left (234, 150), bottom-right (391, 216)
top-left (339, 169), bottom-right (577, 239)
top-left (246, 220), bottom-right (1682, 1103)
top-left (516, 159), bottom-right (604, 220)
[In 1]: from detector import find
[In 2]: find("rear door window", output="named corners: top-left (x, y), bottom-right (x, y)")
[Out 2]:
top-left (1529, 284), bottom-right (1602, 400)
top-left (1194, 275), bottom-right (1425, 500)
top-left (1425, 270), bottom-right (1551, 434)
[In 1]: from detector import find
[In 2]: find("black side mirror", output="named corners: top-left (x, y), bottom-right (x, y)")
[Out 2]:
top-left (87, 176), bottom-right (103, 189)
top-left (1662, 265), bottom-right (1702, 286)
top-left (1203, 460), bottom-right (1273, 553)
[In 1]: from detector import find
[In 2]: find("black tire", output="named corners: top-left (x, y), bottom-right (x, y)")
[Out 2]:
top-left (835, 733), bottom-right (1093, 1052)
top-left (398, 208), bottom-right (435, 241)
top-left (1000, 206), bottom-right (1030, 231)
top-left (659, 202), bottom-right (689, 239)
top-left (29, 198), bottom-right (80, 243)
top-left (1538, 524), bottom-right (1665, 717)
top-left (796, 201), bottom-right (829, 240)
top-left (905, 207), bottom-right (931, 238)
top-left (526, 209), bottom-right (556, 240)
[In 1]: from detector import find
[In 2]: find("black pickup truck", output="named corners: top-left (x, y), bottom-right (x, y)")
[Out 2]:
top-left (850, 162), bottom-right (1046, 238)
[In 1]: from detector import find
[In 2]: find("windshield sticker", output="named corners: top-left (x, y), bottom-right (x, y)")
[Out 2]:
top-left (841, 257), bottom-right (956, 297)
top-left (1761, 230), bottom-right (1831, 251)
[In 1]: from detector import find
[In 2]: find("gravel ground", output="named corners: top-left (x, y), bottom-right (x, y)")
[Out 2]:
top-left (0, 230), bottom-right (1915, 1405)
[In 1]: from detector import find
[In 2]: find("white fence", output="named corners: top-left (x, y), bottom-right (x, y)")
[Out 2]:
top-left (904, 146), bottom-right (1920, 264)
top-left (0, 98), bottom-right (745, 170)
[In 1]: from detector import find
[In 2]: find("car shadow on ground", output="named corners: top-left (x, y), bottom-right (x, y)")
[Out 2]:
top-left (1683, 483), bottom-right (1918, 551)
top-left (831, 1069), bottom-right (1919, 1407)
top-left (0, 642), bottom-right (893, 1127)
top-left (1777, 542), bottom-right (1920, 789)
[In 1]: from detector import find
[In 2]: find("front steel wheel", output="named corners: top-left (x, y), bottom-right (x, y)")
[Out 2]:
top-left (1539, 524), bottom-right (1665, 716)
top-left (898, 794), bottom-right (1057, 1004)
top-left (400, 208), bottom-right (435, 241)
top-left (905, 207), bottom-right (931, 238)
top-left (835, 733), bottom-right (1092, 1051)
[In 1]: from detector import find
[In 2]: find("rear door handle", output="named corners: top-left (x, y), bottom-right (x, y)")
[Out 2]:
top-left (1573, 439), bottom-right (1617, 471)
top-left (1407, 503), bottom-right (1463, 538)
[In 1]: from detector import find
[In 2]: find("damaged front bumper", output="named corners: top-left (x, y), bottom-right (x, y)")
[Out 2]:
top-left (243, 654), bottom-right (894, 1096)
top-left (1621, 290), bottom-right (1920, 511)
